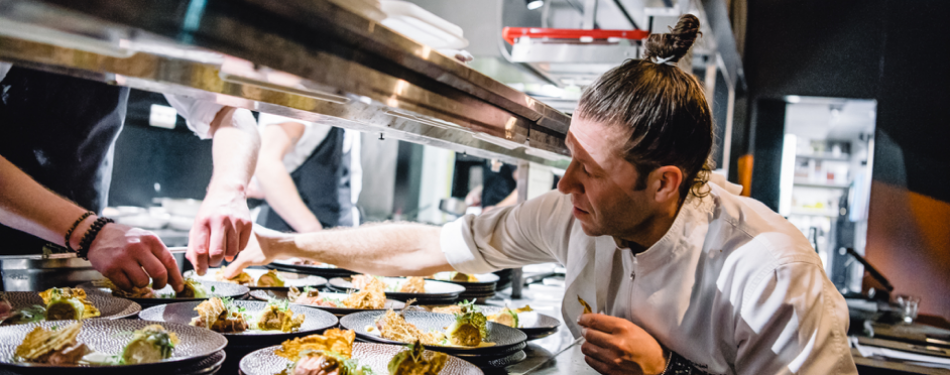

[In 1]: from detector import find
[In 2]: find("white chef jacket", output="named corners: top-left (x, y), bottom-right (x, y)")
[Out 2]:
top-left (440, 175), bottom-right (857, 375)
top-left (254, 113), bottom-right (362, 226)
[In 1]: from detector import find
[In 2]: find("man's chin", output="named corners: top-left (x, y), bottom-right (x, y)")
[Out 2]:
top-left (578, 222), bottom-right (604, 237)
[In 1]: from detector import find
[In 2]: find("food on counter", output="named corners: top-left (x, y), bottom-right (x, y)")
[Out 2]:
top-left (191, 297), bottom-right (249, 333)
top-left (257, 269), bottom-right (286, 287)
top-left (276, 328), bottom-right (374, 375)
top-left (213, 268), bottom-right (286, 287)
top-left (398, 277), bottom-right (426, 293)
top-left (374, 301), bottom-right (492, 348)
top-left (190, 297), bottom-right (304, 333)
top-left (486, 305), bottom-right (533, 328)
top-left (215, 268), bottom-right (254, 286)
top-left (40, 287), bottom-right (101, 321)
top-left (15, 322), bottom-right (89, 365)
top-left (578, 296), bottom-right (592, 315)
top-left (14, 322), bottom-right (177, 366)
top-left (388, 341), bottom-right (448, 375)
top-left (120, 324), bottom-right (179, 364)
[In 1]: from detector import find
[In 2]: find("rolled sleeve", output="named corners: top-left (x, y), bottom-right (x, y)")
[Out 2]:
top-left (163, 94), bottom-right (225, 139)
top-left (441, 190), bottom-right (572, 274)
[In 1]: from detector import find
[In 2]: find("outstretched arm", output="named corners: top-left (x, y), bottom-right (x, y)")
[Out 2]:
top-left (255, 122), bottom-right (323, 232)
top-left (0, 155), bottom-right (183, 291)
top-left (224, 223), bottom-right (453, 277)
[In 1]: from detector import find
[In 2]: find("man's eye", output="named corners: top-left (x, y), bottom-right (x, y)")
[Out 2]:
top-left (581, 165), bottom-right (591, 175)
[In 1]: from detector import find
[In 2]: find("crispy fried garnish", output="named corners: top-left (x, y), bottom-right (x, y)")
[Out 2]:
top-left (96, 279), bottom-right (154, 299)
top-left (15, 322), bottom-right (83, 362)
top-left (350, 274), bottom-right (382, 290)
top-left (275, 328), bottom-right (355, 360)
top-left (376, 309), bottom-right (441, 346)
top-left (343, 277), bottom-right (386, 309)
top-left (39, 287), bottom-right (100, 319)
top-left (399, 277), bottom-right (426, 293)
top-left (578, 296), bottom-right (592, 314)
top-left (214, 267), bottom-right (253, 286)
top-left (194, 297), bottom-right (227, 329)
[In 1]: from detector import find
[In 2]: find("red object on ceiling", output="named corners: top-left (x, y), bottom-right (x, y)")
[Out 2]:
top-left (502, 27), bottom-right (650, 45)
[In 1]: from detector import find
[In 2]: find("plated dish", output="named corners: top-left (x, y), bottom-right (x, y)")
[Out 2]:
top-left (250, 289), bottom-right (405, 316)
top-left (328, 275), bottom-right (465, 303)
top-left (187, 268), bottom-right (326, 290)
top-left (239, 328), bottom-right (485, 375)
top-left (82, 279), bottom-right (248, 307)
top-left (0, 319), bottom-right (226, 370)
top-left (0, 288), bottom-right (140, 325)
top-left (269, 259), bottom-right (358, 278)
top-left (340, 309), bottom-right (526, 355)
top-left (425, 303), bottom-right (560, 340)
top-left (138, 299), bottom-right (338, 345)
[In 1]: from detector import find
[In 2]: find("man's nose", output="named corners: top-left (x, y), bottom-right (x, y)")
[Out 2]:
top-left (558, 160), bottom-right (581, 194)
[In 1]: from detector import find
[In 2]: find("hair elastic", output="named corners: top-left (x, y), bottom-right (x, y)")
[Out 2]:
top-left (652, 56), bottom-right (677, 66)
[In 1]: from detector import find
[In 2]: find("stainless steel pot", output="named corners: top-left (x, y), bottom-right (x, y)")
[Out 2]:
top-left (0, 249), bottom-right (188, 291)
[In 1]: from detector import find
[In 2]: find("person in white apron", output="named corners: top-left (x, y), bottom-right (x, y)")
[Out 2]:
top-left (224, 15), bottom-right (856, 375)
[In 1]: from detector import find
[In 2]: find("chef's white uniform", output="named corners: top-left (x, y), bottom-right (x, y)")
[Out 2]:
top-left (440, 175), bottom-right (857, 374)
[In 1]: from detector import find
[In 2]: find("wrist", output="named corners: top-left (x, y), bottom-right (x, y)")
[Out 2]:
top-left (206, 180), bottom-right (247, 199)
top-left (69, 214), bottom-right (97, 250)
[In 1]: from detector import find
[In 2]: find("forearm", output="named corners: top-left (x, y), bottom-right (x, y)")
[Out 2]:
top-left (276, 223), bottom-right (453, 276)
top-left (207, 108), bottom-right (260, 196)
top-left (0, 155), bottom-right (88, 247)
top-left (256, 160), bottom-right (322, 232)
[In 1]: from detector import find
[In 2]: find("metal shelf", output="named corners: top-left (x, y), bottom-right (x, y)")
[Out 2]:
top-left (794, 181), bottom-right (851, 189)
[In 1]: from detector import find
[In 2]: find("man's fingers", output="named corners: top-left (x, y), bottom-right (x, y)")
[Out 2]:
top-left (578, 313), bottom-right (624, 334)
top-left (138, 253), bottom-right (169, 290)
top-left (222, 253), bottom-right (251, 278)
top-left (109, 272), bottom-right (132, 292)
top-left (207, 217), bottom-right (228, 267)
top-left (581, 341), bottom-right (622, 369)
top-left (125, 266), bottom-right (150, 289)
top-left (584, 354), bottom-right (617, 375)
top-left (224, 219), bottom-right (239, 261)
top-left (140, 234), bottom-right (183, 292)
top-left (582, 327), bottom-right (621, 351)
top-left (188, 222), bottom-right (211, 275)
top-left (235, 220), bottom-right (252, 257)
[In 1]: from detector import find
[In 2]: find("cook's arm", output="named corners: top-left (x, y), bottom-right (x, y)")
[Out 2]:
top-left (255, 122), bottom-right (324, 232)
top-left (224, 190), bottom-right (568, 277)
top-left (0, 155), bottom-right (183, 291)
top-left (163, 95), bottom-right (261, 275)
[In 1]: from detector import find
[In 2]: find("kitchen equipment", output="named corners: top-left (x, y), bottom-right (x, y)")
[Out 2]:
top-left (439, 197), bottom-right (468, 217)
top-left (239, 341), bottom-right (485, 375)
top-left (0, 289), bottom-right (141, 322)
top-left (249, 289), bottom-right (405, 316)
top-left (138, 300), bottom-right (338, 346)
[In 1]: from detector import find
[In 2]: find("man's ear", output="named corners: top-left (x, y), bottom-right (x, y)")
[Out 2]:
top-left (651, 166), bottom-right (683, 203)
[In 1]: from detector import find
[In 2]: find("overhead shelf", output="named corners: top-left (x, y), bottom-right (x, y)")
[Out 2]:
top-left (0, 0), bottom-right (572, 167)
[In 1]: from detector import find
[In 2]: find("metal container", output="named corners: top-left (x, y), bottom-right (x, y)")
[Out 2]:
top-left (0, 252), bottom-right (188, 292)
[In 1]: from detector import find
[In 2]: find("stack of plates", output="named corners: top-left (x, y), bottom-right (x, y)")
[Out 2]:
top-left (186, 268), bottom-right (327, 291)
top-left (248, 289), bottom-right (405, 316)
top-left (428, 272), bottom-right (499, 303)
top-left (80, 280), bottom-right (249, 308)
top-left (328, 277), bottom-right (465, 305)
top-left (340, 310), bottom-right (529, 367)
top-left (239, 342), bottom-right (484, 375)
top-left (266, 259), bottom-right (357, 278)
top-left (137, 300), bottom-right (339, 346)
top-left (0, 320), bottom-right (227, 374)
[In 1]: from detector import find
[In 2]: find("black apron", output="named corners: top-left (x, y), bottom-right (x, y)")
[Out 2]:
top-left (257, 127), bottom-right (354, 231)
top-left (0, 67), bottom-right (128, 254)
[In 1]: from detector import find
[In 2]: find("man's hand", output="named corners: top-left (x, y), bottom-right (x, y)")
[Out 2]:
top-left (187, 189), bottom-right (253, 275)
top-left (578, 313), bottom-right (668, 375)
top-left (222, 226), bottom-right (291, 278)
top-left (86, 223), bottom-right (184, 292)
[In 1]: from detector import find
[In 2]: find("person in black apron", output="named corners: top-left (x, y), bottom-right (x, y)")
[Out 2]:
top-left (252, 114), bottom-right (356, 233)
top-left (0, 65), bottom-right (261, 290)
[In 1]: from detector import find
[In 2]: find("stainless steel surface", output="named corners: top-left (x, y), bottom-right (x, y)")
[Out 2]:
top-left (438, 197), bottom-right (468, 216)
top-left (0, 257), bottom-right (101, 291)
top-left (0, 0), bottom-right (572, 166)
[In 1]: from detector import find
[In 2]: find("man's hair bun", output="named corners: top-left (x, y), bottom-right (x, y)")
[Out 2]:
top-left (643, 14), bottom-right (701, 64)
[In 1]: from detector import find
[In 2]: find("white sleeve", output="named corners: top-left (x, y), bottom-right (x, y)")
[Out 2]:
top-left (440, 190), bottom-right (571, 274)
top-left (733, 259), bottom-right (857, 374)
top-left (0, 62), bottom-right (12, 82)
top-left (163, 94), bottom-right (226, 139)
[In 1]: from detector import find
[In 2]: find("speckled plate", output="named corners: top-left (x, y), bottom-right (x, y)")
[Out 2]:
top-left (79, 280), bottom-right (249, 308)
top-left (268, 259), bottom-right (357, 278)
top-left (420, 305), bottom-right (560, 341)
top-left (0, 350), bottom-right (225, 375)
top-left (239, 341), bottom-right (484, 375)
top-left (428, 272), bottom-right (500, 292)
top-left (328, 277), bottom-right (465, 303)
top-left (0, 289), bottom-right (141, 323)
top-left (185, 268), bottom-right (327, 291)
top-left (138, 300), bottom-right (338, 345)
top-left (249, 289), bottom-right (405, 316)
top-left (340, 310), bottom-right (527, 355)
top-left (0, 319), bottom-right (227, 372)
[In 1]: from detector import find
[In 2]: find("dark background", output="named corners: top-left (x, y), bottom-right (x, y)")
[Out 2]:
top-left (741, 0), bottom-right (950, 318)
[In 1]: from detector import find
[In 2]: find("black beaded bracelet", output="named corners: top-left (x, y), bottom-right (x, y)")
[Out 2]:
top-left (77, 217), bottom-right (114, 260)
top-left (662, 351), bottom-right (702, 375)
top-left (64, 211), bottom-right (95, 252)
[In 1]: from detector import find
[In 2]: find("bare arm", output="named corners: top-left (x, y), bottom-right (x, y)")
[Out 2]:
top-left (224, 223), bottom-right (454, 277)
top-left (255, 122), bottom-right (323, 232)
top-left (187, 107), bottom-right (262, 275)
top-left (0, 155), bottom-right (183, 291)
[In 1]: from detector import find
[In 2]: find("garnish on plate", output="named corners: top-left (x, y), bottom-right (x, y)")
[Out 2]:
top-left (388, 340), bottom-right (448, 375)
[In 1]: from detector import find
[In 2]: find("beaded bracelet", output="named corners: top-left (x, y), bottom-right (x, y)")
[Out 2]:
top-left (77, 217), bottom-right (114, 260)
top-left (662, 351), bottom-right (701, 375)
top-left (64, 211), bottom-right (95, 252)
